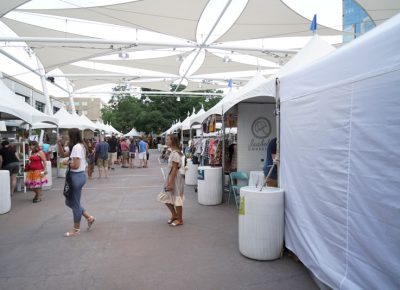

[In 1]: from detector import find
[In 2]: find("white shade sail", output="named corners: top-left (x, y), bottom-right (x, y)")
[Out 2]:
top-left (0, 0), bottom-right (28, 17)
top-left (0, 0), bottom-right (356, 95)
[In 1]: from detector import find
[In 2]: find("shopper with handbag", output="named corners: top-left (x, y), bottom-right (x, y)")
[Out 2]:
top-left (64, 128), bottom-right (95, 237)
top-left (159, 134), bottom-right (185, 227)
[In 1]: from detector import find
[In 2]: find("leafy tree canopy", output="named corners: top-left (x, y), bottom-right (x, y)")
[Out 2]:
top-left (101, 85), bottom-right (222, 134)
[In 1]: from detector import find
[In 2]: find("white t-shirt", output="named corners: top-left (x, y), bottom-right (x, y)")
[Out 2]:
top-left (70, 143), bottom-right (87, 172)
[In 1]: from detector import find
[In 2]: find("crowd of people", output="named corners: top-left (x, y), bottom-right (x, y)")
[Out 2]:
top-left (58, 133), bottom-right (152, 179)
top-left (1, 132), bottom-right (185, 236)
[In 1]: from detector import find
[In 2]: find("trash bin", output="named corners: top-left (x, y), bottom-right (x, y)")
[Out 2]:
top-left (185, 159), bottom-right (198, 186)
top-left (197, 166), bottom-right (222, 205)
top-left (239, 186), bottom-right (284, 260)
top-left (0, 170), bottom-right (11, 214)
top-left (43, 161), bottom-right (52, 190)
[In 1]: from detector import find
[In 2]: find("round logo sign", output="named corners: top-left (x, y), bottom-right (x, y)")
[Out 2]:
top-left (251, 117), bottom-right (271, 139)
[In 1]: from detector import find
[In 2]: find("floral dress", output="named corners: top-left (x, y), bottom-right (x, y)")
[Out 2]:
top-left (25, 154), bottom-right (48, 188)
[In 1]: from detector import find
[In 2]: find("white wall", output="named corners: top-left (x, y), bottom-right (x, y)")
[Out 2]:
top-left (237, 103), bottom-right (276, 175)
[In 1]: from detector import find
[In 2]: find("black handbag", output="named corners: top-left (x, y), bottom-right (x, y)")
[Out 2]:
top-left (63, 165), bottom-right (72, 199)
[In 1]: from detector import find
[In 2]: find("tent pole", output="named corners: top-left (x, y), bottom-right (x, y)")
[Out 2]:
top-left (221, 108), bottom-right (226, 202)
top-left (275, 78), bottom-right (281, 187)
top-left (0, 48), bottom-right (70, 95)
top-left (69, 93), bottom-right (76, 114)
top-left (0, 37), bottom-right (297, 55)
top-left (56, 127), bottom-right (60, 178)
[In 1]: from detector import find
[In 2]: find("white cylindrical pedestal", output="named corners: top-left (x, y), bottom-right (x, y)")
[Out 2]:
top-left (197, 166), bottom-right (222, 205)
top-left (0, 170), bottom-right (11, 214)
top-left (239, 186), bottom-right (284, 260)
top-left (43, 161), bottom-right (52, 190)
top-left (185, 159), bottom-right (198, 186)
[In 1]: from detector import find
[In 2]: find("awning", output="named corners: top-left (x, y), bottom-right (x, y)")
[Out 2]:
top-left (0, 75), bottom-right (58, 125)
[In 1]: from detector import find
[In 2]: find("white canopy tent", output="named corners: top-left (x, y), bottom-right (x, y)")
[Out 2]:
top-left (124, 127), bottom-right (141, 137)
top-left (105, 123), bottom-right (121, 135)
top-left (0, 75), bottom-right (58, 126)
top-left (279, 14), bottom-right (400, 290)
top-left (190, 35), bottom-right (336, 126)
top-left (53, 107), bottom-right (94, 131)
top-left (79, 113), bottom-right (100, 131)
top-left (95, 120), bottom-right (110, 134)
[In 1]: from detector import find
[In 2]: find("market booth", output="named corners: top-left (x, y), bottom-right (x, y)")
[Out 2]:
top-left (189, 35), bottom-right (336, 183)
top-left (278, 14), bottom-right (400, 290)
top-left (0, 76), bottom-right (58, 211)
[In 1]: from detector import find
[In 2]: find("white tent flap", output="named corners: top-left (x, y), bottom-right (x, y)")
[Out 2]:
top-left (279, 14), bottom-right (400, 290)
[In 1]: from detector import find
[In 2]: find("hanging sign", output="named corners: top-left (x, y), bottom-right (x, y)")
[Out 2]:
top-left (248, 117), bottom-right (272, 151)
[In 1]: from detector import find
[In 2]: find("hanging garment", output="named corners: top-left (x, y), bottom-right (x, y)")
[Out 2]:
top-left (209, 115), bottom-right (216, 132)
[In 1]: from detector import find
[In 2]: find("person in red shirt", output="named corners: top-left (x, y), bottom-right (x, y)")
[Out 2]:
top-left (25, 141), bottom-right (47, 203)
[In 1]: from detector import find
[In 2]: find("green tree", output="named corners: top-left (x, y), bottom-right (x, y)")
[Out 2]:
top-left (102, 85), bottom-right (223, 134)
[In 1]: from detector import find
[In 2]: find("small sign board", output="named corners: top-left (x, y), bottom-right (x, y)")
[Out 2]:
top-left (197, 169), bottom-right (205, 180)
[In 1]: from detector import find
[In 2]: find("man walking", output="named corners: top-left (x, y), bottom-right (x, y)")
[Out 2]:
top-left (138, 137), bottom-right (148, 168)
top-left (107, 133), bottom-right (118, 170)
top-left (96, 135), bottom-right (109, 178)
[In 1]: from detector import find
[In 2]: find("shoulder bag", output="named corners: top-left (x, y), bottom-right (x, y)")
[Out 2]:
top-left (63, 163), bottom-right (72, 199)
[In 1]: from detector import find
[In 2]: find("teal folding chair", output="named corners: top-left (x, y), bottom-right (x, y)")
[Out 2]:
top-left (228, 171), bottom-right (248, 209)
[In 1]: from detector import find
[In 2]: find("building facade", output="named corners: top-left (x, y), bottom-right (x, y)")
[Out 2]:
top-left (59, 97), bottom-right (104, 121)
top-left (2, 74), bottom-right (65, 114)
top-left (343, 0), bottom-right (375, 43)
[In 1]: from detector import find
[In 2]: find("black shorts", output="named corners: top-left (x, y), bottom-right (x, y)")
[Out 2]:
top-left (3, 162), bottom-right (20, 174)
top-left (146, 153), bottom-right (149, 160)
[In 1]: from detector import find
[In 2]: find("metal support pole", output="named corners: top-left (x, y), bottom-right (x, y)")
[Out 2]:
top-left (69, 93), bottom-right (76, 113)
top-left (275, 78), bottom-right (281, 187)
top-left (0, 37), bottom-right (297, 54)
top-left (0, 48), bottom-right (70, 95)
top-left (36, 58), bottom-right (53, 115)
top-left (221, 108), bottom-right (226, 202)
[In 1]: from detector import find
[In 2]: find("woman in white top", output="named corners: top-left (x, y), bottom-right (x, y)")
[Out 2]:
top-left (64, 128), bottom-right (95, 237)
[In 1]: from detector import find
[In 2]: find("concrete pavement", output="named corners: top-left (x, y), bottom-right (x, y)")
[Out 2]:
top-left (0, 150), bottom-right (317, 290)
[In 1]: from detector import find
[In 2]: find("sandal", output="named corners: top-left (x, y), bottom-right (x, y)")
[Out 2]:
top-left (32, 197), bottom-right (42, 203)
top-left (87, 216), bottom-right (96, 231)
top-left (170, 220), bottom-right (183, 227)
top-left (64, 228), bottom-right (80, 237)
top-left (167, 217), bottom-right (177, 225)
